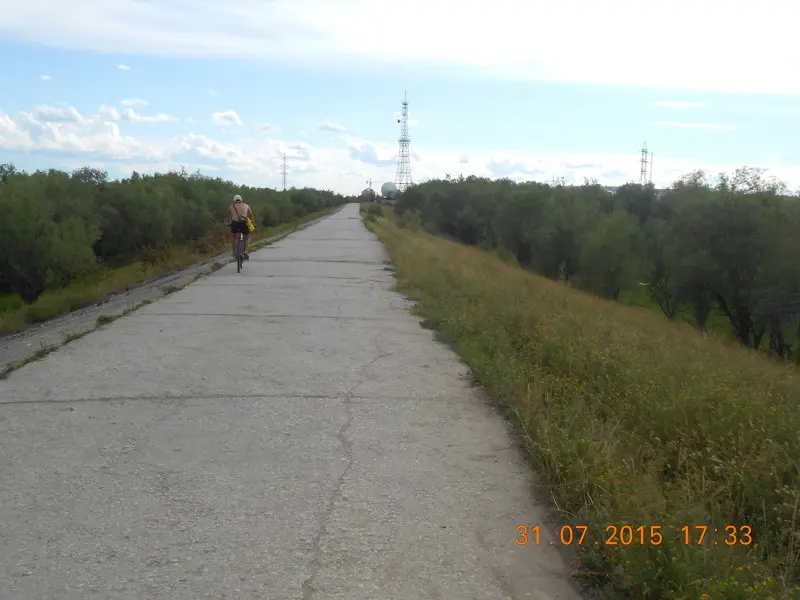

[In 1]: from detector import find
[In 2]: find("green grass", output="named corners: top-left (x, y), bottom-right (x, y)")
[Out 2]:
top-left (159, 284), bottom-right (181, 295)
top-left (617, 285), bottom-right (733, 336)
top-left (0, 293), bottom-right (23, 313)
top-left (96, 314), bottom-right (116, 326)
top-left (364, 207), bottom-right (800, 599)
top-left (2, 295), bottom-right (158, 379)
top-left (63, 330), bottom-right (91, 344)
top-left (0, 208), bottom-right (334, 337)
top-left (0, 341), bottom-right (59, 380)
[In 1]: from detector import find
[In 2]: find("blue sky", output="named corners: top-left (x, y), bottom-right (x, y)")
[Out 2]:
top-left (1, 0), bottom-right (800, 194)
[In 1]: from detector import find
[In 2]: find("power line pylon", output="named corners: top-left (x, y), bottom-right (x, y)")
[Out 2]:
top-left (281, 153), bottom-right (288, 191)
top-left (640, 142), bottom-right (649, 186)
top-left (394, 91), bottom-right (412, 193)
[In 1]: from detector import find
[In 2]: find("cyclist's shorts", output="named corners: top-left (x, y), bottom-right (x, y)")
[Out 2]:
top-left (230, 220), bottom-right (249, 235)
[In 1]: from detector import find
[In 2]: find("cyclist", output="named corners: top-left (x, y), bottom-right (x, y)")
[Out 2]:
top-left (228, 194), bottom-right (255, 260)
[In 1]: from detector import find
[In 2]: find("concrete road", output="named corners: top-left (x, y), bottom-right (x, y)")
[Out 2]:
top-left (0, 203), bottom-right (583, 600)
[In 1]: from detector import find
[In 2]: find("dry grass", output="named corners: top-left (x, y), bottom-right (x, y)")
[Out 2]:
top-left (0, 209), bottom-right (333, 336)
top-left (365, 207), bottom-right (800, 599)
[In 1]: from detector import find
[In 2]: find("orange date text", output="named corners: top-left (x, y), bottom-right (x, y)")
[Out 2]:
top-left (515, 524), bottom-right (665, 546)
top-left (515, 524), bottom-right (754, 547)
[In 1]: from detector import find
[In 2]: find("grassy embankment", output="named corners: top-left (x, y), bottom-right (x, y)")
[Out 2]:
top-left (0, 208), bottom-right (334, 336)
top-left (362, 204), bottom-right (800, 600)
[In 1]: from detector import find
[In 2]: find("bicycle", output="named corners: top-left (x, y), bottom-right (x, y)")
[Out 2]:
top-left (235, 230), bottom-right (245, 273)
top-left (228, 219), bottom-right (248, 273)
top-left (228, 209), bottom-right (253, 273)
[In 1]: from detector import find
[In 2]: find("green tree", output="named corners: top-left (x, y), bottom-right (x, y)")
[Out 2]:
top-left (578, 210), bottom-right (642, 300)
top-left (640, 218), bottom-right (682, 320)
top-left (395, 166), bottom-right (800, 356)
top-left (535, 187), bottom-right (599, 280)
top-left (0, 165), bottom-right (349, 303)
top-left (491, 184), bottom-right (548, 267)
top-left (0, 179), bottom-right (98, 302)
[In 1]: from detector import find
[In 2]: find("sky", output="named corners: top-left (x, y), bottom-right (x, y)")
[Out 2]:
top-left (2, 0), bottom-right (800, 195)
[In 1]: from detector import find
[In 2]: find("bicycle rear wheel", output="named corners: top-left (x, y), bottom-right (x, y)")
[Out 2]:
top-left (236, 235), bottom-right (244, 273)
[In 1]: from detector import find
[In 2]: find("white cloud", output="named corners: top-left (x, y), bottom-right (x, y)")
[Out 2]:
top-left (120, 98), bottom-right (148, 106)
top-left (35, 105), bottom-right (88, 124)
top-left (207, 89), bottom-right (219, 96)
top-left (211, 110), bottom-right (242, 126)
top-left (121, 110), bottom-right (176, 123)
top-left (3, 0), bottom-right (800, 94)
top-left (39, 74), bottom-right (51, 80)
top-left (650, 101), bottom-right (708, 109)
top-left (3, 106), bottom-right (165, 161)
top-left (3, 102), bottom-right (800, 195)
top-left (0, 113), bottom-right (35, 149)
top-left (253, 123), bottom-right (280, 133)
top-left (117, 64), bottom-right (131, 70)
top-left (99, 105), bottom-right (177, 123)
top-left (342, 135), bottom-right (397, 167)
top-left (98, 106), bottom-right (121, 120)
top-left (319, 120), bottom-right (345, 132)
top-left (654, 121), bottom-right (738, 130)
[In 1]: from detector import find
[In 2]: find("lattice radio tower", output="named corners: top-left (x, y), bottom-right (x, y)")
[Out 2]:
top-left (281, 153), bottom-right (288, 191)
top-left (639, 142), bottom-right (649, 186)
top-left (394, 91), bottom-right (413, 192)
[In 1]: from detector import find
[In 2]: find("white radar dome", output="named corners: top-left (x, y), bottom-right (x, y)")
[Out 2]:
top-left (381, 182), bottom-right (397, 198)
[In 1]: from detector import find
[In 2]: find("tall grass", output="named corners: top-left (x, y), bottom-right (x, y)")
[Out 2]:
top-left (0, 209), bottom-right (332, 336)
top-left (365, 208), bottom-right (800, 599)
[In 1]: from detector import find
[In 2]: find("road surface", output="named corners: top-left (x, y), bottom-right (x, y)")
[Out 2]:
top-left (0, 203), bottom-right (583, 600)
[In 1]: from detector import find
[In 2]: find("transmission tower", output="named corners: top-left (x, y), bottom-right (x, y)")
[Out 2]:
top-left (366, 178), bottom-right (373, 190)
top-left (394, 91), bottom-right (413, 192)
top-left (281, 153), bottom-right (288, 191)
top-left (639, 142), bottom-right (649, 186)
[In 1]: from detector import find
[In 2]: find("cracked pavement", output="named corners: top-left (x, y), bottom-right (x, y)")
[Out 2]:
top-left (0, 203), bottom-right (584, 600)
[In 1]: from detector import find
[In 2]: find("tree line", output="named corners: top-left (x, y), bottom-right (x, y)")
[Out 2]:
top-left (394, 168), bottom-right (800, 359)
top-left (0, 164), bottom-right (352, 304)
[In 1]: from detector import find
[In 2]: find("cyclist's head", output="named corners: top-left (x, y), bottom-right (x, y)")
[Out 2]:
top-left (233, 194), bottom-right (243, 203)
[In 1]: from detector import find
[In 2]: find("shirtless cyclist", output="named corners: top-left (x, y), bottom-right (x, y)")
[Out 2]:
top-left (228, 194), bottom-right (255, 260)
